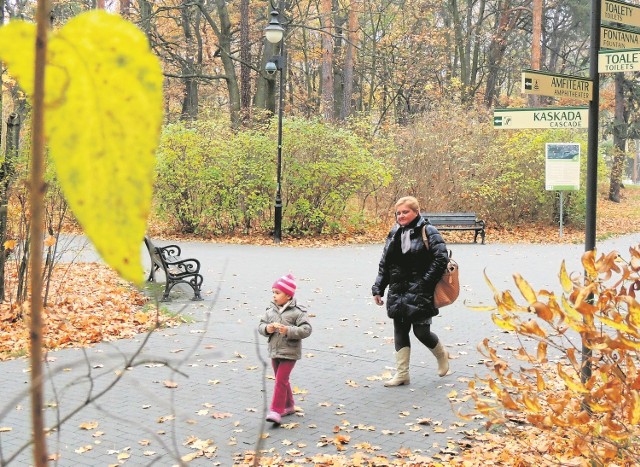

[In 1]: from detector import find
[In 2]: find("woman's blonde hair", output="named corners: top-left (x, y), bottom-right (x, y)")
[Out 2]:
top-left (395, 196), bottom-right (420, 213)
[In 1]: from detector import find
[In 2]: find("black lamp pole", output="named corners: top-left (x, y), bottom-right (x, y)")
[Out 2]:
top-left (265, 9), bottom-right (285, 243)
top-left (274, 47), bottom-right (284, 243)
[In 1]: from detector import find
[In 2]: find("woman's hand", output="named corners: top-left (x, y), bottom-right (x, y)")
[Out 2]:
top-left (373, 295), bottom-right (384, 306)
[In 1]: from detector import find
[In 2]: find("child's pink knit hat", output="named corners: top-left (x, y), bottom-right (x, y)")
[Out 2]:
top-left (272, 273), bottom-right (297, 297)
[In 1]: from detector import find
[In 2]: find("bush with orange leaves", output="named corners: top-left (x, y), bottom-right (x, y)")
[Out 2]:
top-left (464, 245), bottom-right (640, 466)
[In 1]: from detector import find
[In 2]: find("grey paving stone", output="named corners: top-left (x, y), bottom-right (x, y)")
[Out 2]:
top-left (1, 233), bottom-right (638, 465)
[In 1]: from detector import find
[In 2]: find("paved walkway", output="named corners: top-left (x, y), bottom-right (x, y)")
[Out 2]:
top-left (1, 233), bottom-right (639, 465)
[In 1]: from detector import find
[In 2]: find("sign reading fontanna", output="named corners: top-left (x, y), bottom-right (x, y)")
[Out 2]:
top-left (521, 70), bottom-right (592, 101)
top-left (545, 143), bottom-right (581, 191)
top-left (599, 48), bottom-right (640, 72)
top-left (602, 0), bottom-right (640, 29)
top-left (494, 107), bottom-right (589, 129)
top-left (601, 24), bottom-right (640, 50)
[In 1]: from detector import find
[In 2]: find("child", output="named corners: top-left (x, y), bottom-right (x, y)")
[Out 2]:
top-left (258, 274), bottom-right (312, 425)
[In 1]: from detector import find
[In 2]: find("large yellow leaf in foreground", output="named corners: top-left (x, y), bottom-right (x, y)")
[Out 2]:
top-left (0, 11), bottom-right (163, 285)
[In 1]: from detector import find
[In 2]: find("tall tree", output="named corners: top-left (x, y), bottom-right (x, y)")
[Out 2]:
top-left (340, 0), bottom-right (358, 120)
top-left (239, 0), bottom-right (251, 122)
top-left (320, 0), bottom-right (335, 120)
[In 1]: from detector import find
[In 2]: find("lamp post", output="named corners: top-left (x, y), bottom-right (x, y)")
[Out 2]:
top-left (265, 9), bottom-right (285, 243)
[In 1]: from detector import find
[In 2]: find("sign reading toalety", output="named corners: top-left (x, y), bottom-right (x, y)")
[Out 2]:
top-left (494, 107), bottom-right (589, 129)
top-left (521, 70), bottom-right (592, 101)
top-left (599, 48), bottom-right (640, 72)
top-left (602, 0), bottom-right (640, 29)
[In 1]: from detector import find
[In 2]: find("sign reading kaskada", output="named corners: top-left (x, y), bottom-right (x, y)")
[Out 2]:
top-left (494, 107), bottom-right (589, 129)
top-left (521, 70), bottom-right (592, 101)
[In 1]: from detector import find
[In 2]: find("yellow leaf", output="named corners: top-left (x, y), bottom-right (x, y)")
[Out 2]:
top-left (598, 315), bottom-right (640, 338)
top-left (0, 11), bottom-right (163, 286)
top-left (513, 273), bottom-right (537, 304)
top-left (619, 295), bottom-right (640, 329)
top-left (491, 313), bottom-right (517, 332)
top-left (3, 239), bottom-right (16, 250)
top-left (79, 421), bottom-right (99, 430)
top-left (537, 342), bottom-right (548, 364)
top-left (522, 393), bottom-right (542, 413)
top-left (557, 363), bottom-right (589, 394)
top-left (629, 390), bottom-right (640, 425)
top-left (559, 260), bottom-right (573, 293)
top-left (44, 235), bottom-right (56, 247)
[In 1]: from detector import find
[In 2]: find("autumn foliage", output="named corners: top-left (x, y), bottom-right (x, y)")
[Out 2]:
top-left (463, 245), bottom-right (640, 465)
top-left (0, 263), bottom-right (176, 361)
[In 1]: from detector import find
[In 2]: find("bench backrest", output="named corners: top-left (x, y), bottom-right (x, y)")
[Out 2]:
top-left (144, 236), bottom-right (165, 268)
top-left (421, 212), bottom-right (479, 226)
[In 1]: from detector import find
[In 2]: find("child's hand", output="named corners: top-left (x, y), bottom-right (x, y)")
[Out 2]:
top-left (266, 323), bottom-right (276, 334)
top-left (277, 324), bottom-right (288, 335)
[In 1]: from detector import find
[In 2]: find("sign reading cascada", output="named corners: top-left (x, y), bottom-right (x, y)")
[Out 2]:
top-left (493, 107), bottom-right (589, 129)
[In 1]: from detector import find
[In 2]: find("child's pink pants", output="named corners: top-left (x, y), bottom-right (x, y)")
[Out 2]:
top-left (271, 358), bottom-right (296, 414)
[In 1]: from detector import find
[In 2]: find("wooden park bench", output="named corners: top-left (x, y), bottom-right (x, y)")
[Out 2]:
top-left (144, 236), bottom-right (204, 301)
top-left (421, 212), bottom-right (486, 244)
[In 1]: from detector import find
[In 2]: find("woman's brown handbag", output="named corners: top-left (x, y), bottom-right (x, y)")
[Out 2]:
top-left (422, 227), bottom-right (460, 308)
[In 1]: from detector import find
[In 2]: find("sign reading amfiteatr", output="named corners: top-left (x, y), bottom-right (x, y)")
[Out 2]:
top-left (601, 25), bottom-right (640, 50)
top-left (521, 70), bottom-right (592, 101)
top-left (602, 0), bottom-right (640, 29)
top-left (494, 107), bottom-right (589, 129)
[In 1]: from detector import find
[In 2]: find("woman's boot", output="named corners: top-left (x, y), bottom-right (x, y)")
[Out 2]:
top-left (384, 347), bottom-right (410, 386)
top-left (430, 341), bottom-right (449, 377)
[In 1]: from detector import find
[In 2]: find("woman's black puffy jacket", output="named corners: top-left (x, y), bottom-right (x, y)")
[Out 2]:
top-left (372, 216), bottom-right (449, 323)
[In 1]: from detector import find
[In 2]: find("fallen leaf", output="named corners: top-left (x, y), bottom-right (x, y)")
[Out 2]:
top-left (79, 421), bottom-right (99, 430)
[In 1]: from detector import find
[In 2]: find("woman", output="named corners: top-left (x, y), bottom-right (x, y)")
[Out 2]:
top-left (372, 196), bottom-right (450, 386)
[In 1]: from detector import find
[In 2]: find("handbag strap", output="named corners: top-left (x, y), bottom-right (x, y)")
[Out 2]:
top-left (422, 225), bottom-right (452, 259)
top-left (421, 225), bottom-right (430, 250)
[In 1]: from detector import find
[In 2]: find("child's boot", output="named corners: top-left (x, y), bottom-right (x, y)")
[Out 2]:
top-left (266, 411), bottom-right (282, 424)
top-left (384, 347), bottom-right (410, 387)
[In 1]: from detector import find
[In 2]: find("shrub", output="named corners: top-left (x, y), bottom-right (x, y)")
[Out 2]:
top-left (463, 245), bottom-right (640, 465)
top-left (281, 117), bottom-right (393, 234)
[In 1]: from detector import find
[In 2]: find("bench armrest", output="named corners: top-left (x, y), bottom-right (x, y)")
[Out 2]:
top-left (166, 258), bottom-right (201, 275)
top-left (157, 244), bottom-right (182, 257)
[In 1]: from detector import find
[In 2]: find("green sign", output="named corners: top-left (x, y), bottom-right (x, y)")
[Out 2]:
top-left (601, 25), bottom-right (640, 50)
top-left (545, 143), bottom-right (581, 191)
top-left (599, 48), bottom-right (640, 72)
top-left (522, 70), bottom-right (592, 101)
top-left (602, 0), bottom-right (640, 29)
top-left (494, 107), bottom-right (588, 129)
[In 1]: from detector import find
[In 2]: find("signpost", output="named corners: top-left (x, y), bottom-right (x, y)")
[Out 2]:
top-left (546, 143), bottom-right (581, 237)
top-left (600, 24), bottom-right (640, 49)
top-left (602, 0), bottom-right (640, 28)
top-left (599, 48), bottom-right (640, 72)
top-left (494, 107), bottom-right (589, 129)
top-left (521, 70), bottom-right (593, 101)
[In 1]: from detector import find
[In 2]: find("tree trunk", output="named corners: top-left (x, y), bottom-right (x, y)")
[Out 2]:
top-left (239, 0), bottom-right (251, 123)
top-left (0, 113), bottom-right (19, 302)
top-left (529, 0), bottom-right (543, 107)
top-left (484, 1), bottom-right (520, 107)
top-left (610, 73), bottom-right (626, 203)
top-left (196, 0), bottom-right (241, 125)
top-left (320, 0), bottom-right (334, 121)
top-left (180, 0), bottom-right (199, 120)
top-left (340, 0), bottom-right (358, 120)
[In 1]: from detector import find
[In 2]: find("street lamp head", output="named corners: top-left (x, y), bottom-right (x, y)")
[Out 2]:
top-left (265, 60), bottom-right (278, 75)
top-left (265, 10), bottom-right (284, 44)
